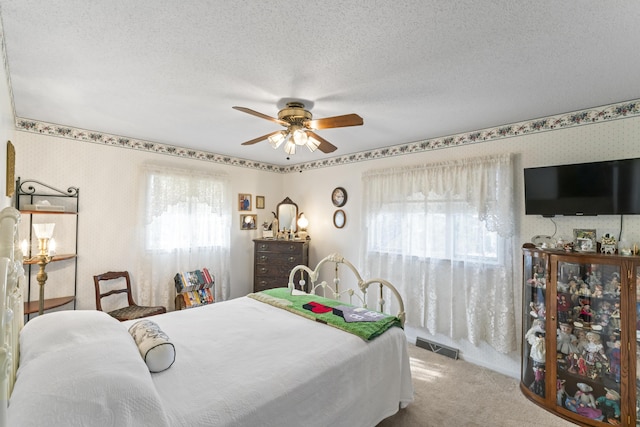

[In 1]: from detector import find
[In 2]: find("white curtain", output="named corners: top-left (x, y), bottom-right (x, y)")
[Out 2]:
top-left (135, 164), bottom-right (232, 309)
top-left (361, 154), bottom-right (516, 353)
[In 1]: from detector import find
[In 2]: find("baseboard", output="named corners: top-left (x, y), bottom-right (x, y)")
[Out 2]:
top-left (415, 337), bottom-right (459, 360)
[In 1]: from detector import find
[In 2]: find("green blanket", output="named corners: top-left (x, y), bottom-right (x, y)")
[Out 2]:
top-left (248, 287), bottom-right (402, 341)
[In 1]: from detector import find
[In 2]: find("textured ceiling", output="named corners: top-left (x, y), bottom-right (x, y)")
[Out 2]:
top-left (1, 1), bottom-right (640, 166)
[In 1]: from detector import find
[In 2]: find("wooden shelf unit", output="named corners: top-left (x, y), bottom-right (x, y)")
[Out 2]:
top-left (15, 178), bottom-right (79, 318)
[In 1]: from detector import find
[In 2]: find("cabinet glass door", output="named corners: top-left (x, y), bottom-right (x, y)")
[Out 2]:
top-left (556, 260), bottom-right (621, 425)
top-left (522, 251), bottom-right (547, 398)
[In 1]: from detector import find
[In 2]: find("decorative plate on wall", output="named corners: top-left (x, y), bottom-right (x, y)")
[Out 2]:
top-left (331, 187), bottom-right (347, 207)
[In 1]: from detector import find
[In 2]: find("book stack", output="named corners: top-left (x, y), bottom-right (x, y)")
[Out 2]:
top-left (174, 268), bottom-right (215, 310)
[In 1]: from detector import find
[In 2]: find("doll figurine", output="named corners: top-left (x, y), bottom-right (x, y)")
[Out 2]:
top-left (567, 352), bottom-right (579, 374)
top-left (529, 365), bottom-right (545, 397)
top-left (565, 382), bottom-right (602, 420)
top-left (605, 273), bottom-right (620, 296)
top-left (575, 328), bottom-right (588, 353)
top-left (608, 340), bottom-right (621, 383)
top-left (577, 355), bottom-right (588, 376)
top-left (577, 281), bottom-right (591, 297)
top-left (557, 322), bottom-right (578, 355)
top-left (567, 278), bottom-right (579, 295)
top-left (525, 319), bottom-right (545, 346)
top-left (579, 303), bottom-right (594, 324)
top-left (557, 295), bottom-right (571, 323)
top-left (527, 264), bottom-right (546, 288)
top-left (596, 388), bottom-right (621, 424)
top-left (530, 331), bottom-right (546, 364)
top-left (556, 379), bottom-right (566, 406)
top-left (592, 283), bottom-right (603, 298)
top-left (610, 302), bottom-right (621, 331)
top-left (583, 331), bottom-right (608, 378)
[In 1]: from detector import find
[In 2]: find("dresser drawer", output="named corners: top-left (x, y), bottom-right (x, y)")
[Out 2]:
top-left (255, 241), bottom-right (304, 254)
top-left (255, 253), bottom-right (302, 266)
top-left (255, 260), bottom-right (300, 276)
top-left (254, 279), bottom-right (288, 292)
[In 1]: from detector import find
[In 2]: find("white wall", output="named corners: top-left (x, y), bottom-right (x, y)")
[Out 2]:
top-left (8, 109), bottom-right (640, 378)
top-left (287, 115), bottom-right (640, 377)
top-left (12, 134), bottom-right (284, 311)
top-left (0, 45), bottom-right (15, 209)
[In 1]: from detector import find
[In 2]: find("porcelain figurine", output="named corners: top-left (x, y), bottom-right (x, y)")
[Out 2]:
top-left (596, 388), bottom-right (621, 424)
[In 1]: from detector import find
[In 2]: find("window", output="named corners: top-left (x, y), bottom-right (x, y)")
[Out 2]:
top-left (371, 198), bottom-right (499, 263)
top-left (136, 164), bottom-right (232, 307)
top-left (143, 167), bottom-right (230, 252)
top-left (361, 154), bottom-right (516, 353)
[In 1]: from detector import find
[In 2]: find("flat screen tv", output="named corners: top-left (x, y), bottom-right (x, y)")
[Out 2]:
top-left (524, 158), bottom-right (640, 217)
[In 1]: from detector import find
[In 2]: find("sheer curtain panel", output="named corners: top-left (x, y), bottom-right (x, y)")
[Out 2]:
top-left (361, 154), bottom-right (516, 353)
top-left (135, 164), bottom-right (232, 309)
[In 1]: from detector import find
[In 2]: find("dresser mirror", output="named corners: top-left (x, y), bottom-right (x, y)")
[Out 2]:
top-left (276, 197), bottom-right (299, 232)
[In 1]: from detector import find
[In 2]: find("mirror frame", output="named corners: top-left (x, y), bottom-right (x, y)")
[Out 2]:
top-left (275, 197), bottom-right (299, 232)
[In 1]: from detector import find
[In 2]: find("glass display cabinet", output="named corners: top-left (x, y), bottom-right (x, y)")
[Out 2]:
top-left (521, 245), bottom-right (639, 426)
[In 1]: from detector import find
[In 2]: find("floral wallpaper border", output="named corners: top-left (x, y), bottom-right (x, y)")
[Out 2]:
top-left (15, 99), bottom-right (640, 174)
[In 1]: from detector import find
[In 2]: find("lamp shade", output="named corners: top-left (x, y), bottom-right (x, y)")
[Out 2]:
top-left (268, 131), bottom-right (287, 149)
top-left (283, 139), bottom-right (296, 155)
top-left (33, 223), bottom-right (55, 239)
top-left (292, 128), bottom-right (308, 146)
top-left (297, 213), bottom-right (309, 230)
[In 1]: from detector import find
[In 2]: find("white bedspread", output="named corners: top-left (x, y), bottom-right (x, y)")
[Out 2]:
top-left (9, 311), bottom-right (170, 427)
top-left (124, 295), bottom-right (413, 427)
top-left (8, 295), bottom-right (413, 427)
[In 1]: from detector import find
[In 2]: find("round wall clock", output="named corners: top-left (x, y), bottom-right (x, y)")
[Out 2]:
top-left (331, 187), bottom-right (347, 207)
top-left (333, 209), bottom-right (346, 229)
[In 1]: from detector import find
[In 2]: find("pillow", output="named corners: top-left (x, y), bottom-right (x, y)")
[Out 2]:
top-left (128, 319), bottom-right (176, 372)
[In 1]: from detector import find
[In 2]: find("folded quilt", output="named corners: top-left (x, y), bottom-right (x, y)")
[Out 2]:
top-left (248, 287), bottom-right (401, 340)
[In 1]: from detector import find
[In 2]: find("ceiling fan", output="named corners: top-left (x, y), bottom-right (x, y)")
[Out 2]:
top-left (232, 102), bottom-right (363, 155)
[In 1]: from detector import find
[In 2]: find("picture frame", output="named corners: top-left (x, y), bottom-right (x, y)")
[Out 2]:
top-left (5, 141), bottom-right (15, 197)
top-left (331, 187), bottom-right (347, 207)
top-left (256, 195), bottom-right (265, 209)
top-left (574, 229), bottom-right (596, 252)
top-left (240, 214), bottom-right (257, 230)
top-left (238, 194), bottom-right (251, 211)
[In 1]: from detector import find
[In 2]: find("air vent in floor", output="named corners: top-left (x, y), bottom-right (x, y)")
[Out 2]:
top-left (415, 337), bottom-right (459, 360)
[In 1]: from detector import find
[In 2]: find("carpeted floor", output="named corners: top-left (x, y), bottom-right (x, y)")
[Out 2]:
top-left (377, 344), bottom-right (576, 426)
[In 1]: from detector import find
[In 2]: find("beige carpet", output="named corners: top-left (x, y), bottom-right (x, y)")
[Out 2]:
top-left (377, 344), bottom-right (576, 427)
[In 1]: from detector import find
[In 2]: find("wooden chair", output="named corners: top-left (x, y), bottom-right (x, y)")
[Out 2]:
top-left (93, 271), bottom-right (166, 321)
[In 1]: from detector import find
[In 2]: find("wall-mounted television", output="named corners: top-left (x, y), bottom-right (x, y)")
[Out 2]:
top-left (524, 157), bottom-right (640, 217)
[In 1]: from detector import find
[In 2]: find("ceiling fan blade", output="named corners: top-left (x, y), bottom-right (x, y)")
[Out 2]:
top-left (232, 106), bottom-right (288, 126)
top-left (240, 131), bottom-right (283, 146)
top-left (308, 131), bottom-right (338, 153)
top-left (305, 113), bottom-right (363, 130)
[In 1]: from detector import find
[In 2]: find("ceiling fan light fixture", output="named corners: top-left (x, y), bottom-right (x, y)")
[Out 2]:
top-left (268, 130), bottom-right (287, 149)
top-left (283, 139), bottom-right (296, 155)
top-left (305, 135), bottom-right (320, 152)
top-left (292, 127), bottom-right (308, 146)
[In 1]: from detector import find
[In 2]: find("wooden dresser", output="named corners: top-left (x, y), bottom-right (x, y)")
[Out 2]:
top-left (253, 239), bottom-right (309, 292)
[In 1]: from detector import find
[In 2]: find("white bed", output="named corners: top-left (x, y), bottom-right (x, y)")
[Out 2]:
top-left (0, 207), bottom-right (413, 427)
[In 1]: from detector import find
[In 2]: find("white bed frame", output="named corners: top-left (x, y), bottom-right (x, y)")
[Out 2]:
top-left (288, 252), bottom-right (406, 326)
top-left (0, 207), bottom-right (24, 426)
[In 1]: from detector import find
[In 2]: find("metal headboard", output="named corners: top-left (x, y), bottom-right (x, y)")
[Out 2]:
top-left (287, 253), bottom-right (406, 327)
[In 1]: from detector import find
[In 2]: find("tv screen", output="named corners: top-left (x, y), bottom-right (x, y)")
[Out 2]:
top-left (524, 158), bottom-right (640, 216)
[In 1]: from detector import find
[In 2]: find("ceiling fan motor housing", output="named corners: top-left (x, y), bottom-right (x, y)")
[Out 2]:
top-left (278, 102), bottom-right (312, 125)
